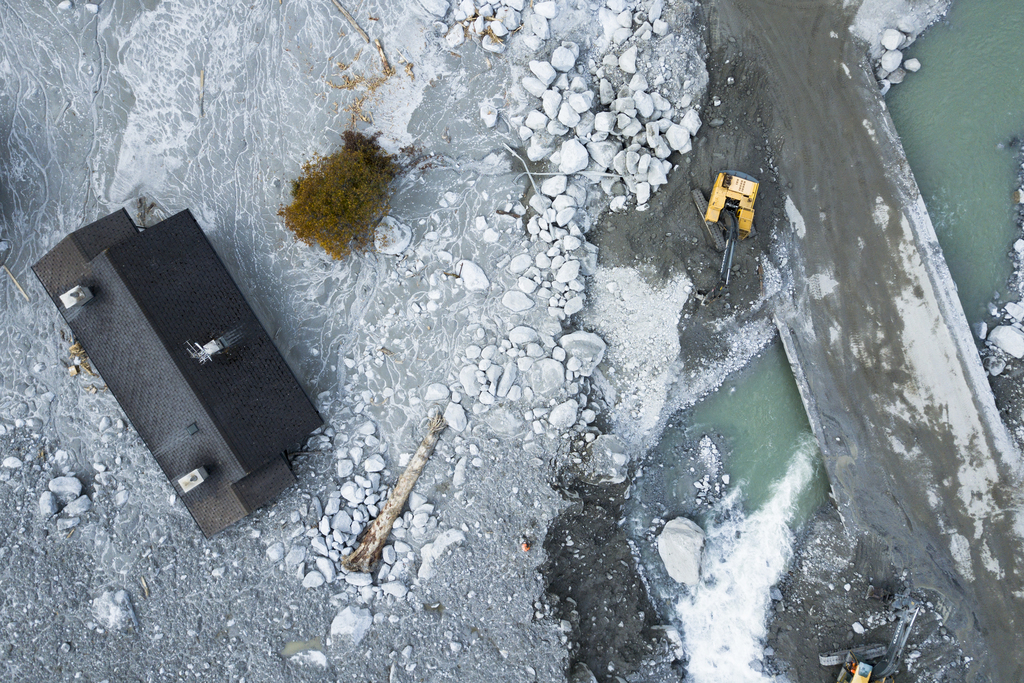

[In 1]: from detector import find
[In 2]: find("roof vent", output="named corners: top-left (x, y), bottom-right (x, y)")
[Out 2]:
top-left (59, 285), bottom-right (93, 309)
top-left (177, 467), bottom-right (208, 493)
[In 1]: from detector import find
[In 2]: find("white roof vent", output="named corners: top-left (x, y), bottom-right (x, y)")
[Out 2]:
top-left (60, 285), bottom-right (93, 309)
top-left (177, 467), bottom-right (209, 493)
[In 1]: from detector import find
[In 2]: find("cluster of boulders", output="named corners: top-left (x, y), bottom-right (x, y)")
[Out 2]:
top-left (443, 0), bottom-right (535, 52)
top-left (975, 296), bottom-right (1024, 376)
top-left (511, 0), bottom-right (700, 212)
top-left (440, 323), bottom-right (608, 438)
top-left (37, 474), bottom-right (93, 531)
top-left (267, 421), bottom-right (435, 598)
top-left (871, 27), bottom-right (922, 93)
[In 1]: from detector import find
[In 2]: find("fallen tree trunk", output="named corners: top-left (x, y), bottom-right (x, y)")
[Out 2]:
top-left (342, 410), bottom-right (447, 573)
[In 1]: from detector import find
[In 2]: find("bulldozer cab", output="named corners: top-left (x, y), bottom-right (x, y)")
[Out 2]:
top-left (704, 170), bottom-right (759, 238)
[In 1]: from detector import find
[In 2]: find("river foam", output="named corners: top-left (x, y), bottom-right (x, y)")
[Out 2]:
top-left (674, 436), bottom-right (817, 682)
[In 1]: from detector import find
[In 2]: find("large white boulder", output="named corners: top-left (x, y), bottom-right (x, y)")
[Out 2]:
top-left (658, 517), bottom-right (705, 586)
top-left (665, 124), bottom-right (691, 153)
top-left (558, 331), bottom-right (606, 376)
top-left (680, 108), bottom-right (702, 136)
top-left (988, 326), bottom-right (1024, 358)
top-left (551, 46), bottom-right (576, 71)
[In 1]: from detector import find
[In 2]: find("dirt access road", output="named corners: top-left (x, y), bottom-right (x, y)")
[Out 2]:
top-left (697, 0), bottom-right (1023, 680)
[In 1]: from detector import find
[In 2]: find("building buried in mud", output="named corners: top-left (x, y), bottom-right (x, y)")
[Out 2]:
top-left (32, 209), bottom-right (322, 536)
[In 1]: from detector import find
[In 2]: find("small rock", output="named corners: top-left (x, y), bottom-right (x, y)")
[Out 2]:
top-left (266, 542), bottom-right (286, 563)
top-left (880, 50), bottom-right (903, 73)
top-left (445, 24), bottom-right (467, 48)
top-left (443, 402), bottom-right (468, 432)
top-left (502, 291), bottom-right (535, 312)
top-left (852, 621), bottom-right (865, 635)
top-left (363, 454), bottom-right (386, 473)
top-left (534, 0), bottom-right (558, 19)
top-left (618, 46), bottom-right (637, 74)
top-left (2, 456), bottom-right (23, 469)
top-left (285, 546), bottom-right (306, 567)
top-left (424, 383), bottom-right (450, 401)
top-left (548, 399), bottom-right (578, 429)
top-left (550, 46), bottom-right (576, 71)
top-left (903, 57), bottom-right (921, 72)
top-left (529, 60), bottom-right (557, 86)
top-left (39, 491), bottom-right (60, 517)
top-left (331, 606), bottom-right (373, 645)
top-left (63, 495), bottom-right (92, 516)
top-left (541, 174), bottom-right (568, 197)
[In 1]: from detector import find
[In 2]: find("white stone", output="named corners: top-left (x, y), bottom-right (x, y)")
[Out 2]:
top-left (57, 0), bottom-right (72, 8)
top-left (852, 621), bottom-right (866, 635)
top-left (444, 402), bottom-right (468, 432)
top-left (618, 47), bottom-right (637, 74)
top-left (302, 570), bottom-right (325, 588)
top-left (285, 545), bottom-right (306, 567)
top-left (548, 400), bottom-right (578, 429)
top-left (527, 13), bottom-right (550, 39)
top-left (658, 517), bottom-right (705, 585)
top-left (903, 57), bottom-right (921, 72)
top-left (587, 141), bottom-right (620, 170)
top-left (633, 91), bottom-right (654, 119)
top-left (345, 572), bottom-right (372, 586)
top-left (563, 296), bottom-right (584, 316)
top-left (665, 124), bottom-right (691, 153)
top-left (522, 76), bottom-right (548, 98)
top-left (551, 46), bottom-right (576, 71)
top-left (558, 103), bottom-right (581, 128)
top-left (456, 260), bottom-right (489, 291)
top-left (636, 182), bottom-right (651, 206)
top-left (558, 139), bottom-right (590, 175)
top-left (459, 365), bottom-right (482, 396)
top-left (445, 24), bottom-right (466, 48)
top-left (558, 331), bottom-right (606, 376)
top-left (648, 0), bottom-right (664, 21)
top-left (418, 529), bottom-right (466, 580)
top-left (542, 89), bottom-right (562, 119)
top-left (567, 92), bottom-right (591, 113)
top-left (1005, 302), bottom-right (1024, 321)
top-left (84, 3), bottom-right (98, 13)
top-left (382, 581), bottom-right (408, 598)
top-left (529, 60), bottom-right (557, 86)
top-left (527, 358), bottom-right (564, 397)
top-left (340, 481), bottom-right (363, 503)
top-left (417, 0), bottom-right (450, 18)
top-left (534, 0), bottom-right (557, 17)
top-left (880, 50), bottom-right (903, 73)
top-left (480, 102), bottom-right (499, 128)
top-left (555, 259), bottom-right (580, 283)
top-left (39, 491), bottom-right (59, 517)
top-left (424, 383), bottom-right (450, 401)
top-left (680, 109), bottom-right (702, 137)
top-left (49, 476), bottom-right (82, 499)
top-left (502, 291), bottom-right (535, 312)
top-left (988, 326), bottom-right (1024, 358)
top-left (509, 326), bottom-right (539, 345)
top-left (542, 174), bottom-right (568, 197)
top-left (881, 28), bottom-right (903, 51)
top-left (266, 542), bottom-right (286, 562)
top-left (509, 254), bottom-right (533, 274)
top-left (363, 454), bottom-right (386, 473)
top-left (331, 606), bottom-right (373, 645)
top-left (3, 456), bottom-right (22, 468)
top-left (63, 495), bottom-right (92, 515)
top-left (594, 112), bottom-right (616, 134)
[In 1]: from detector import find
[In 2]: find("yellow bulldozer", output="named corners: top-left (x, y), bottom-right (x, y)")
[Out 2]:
top-left (691, 170), bottom-right (760, 298)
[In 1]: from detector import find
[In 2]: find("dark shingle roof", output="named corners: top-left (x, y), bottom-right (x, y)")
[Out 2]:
top-left (33, 209), bottom-right (322, 536)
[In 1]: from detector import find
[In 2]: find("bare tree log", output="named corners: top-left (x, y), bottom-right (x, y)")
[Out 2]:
top-left (342, 410), bottom-right (447, 573)
top-left (329, 0), bottom-right (370, 43)
top-left (374, 38), bottom-right (394, 77)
